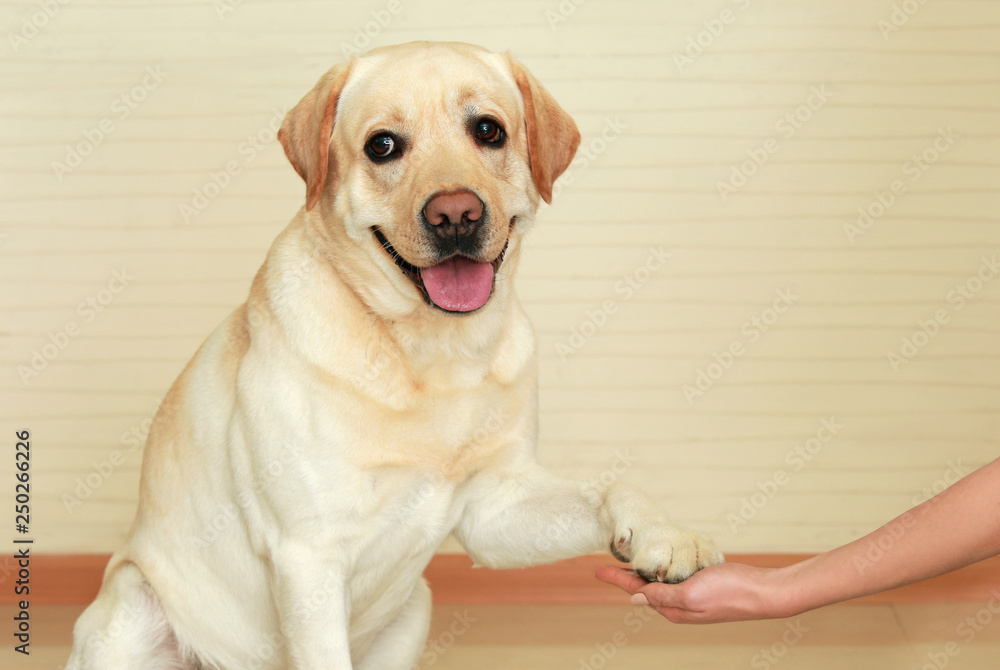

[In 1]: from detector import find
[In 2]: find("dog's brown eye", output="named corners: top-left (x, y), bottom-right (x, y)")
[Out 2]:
top-left (367, 133), bottom-right (399, 161)
top-left (474, 118), bottom-right (505, 145)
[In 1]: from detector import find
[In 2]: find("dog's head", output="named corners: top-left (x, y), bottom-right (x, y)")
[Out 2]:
top-left (279, 41), bottom-right (580, 317)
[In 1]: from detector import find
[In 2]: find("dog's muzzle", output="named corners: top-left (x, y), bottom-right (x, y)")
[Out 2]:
top-left (372, 190), bottom-right (509, 314)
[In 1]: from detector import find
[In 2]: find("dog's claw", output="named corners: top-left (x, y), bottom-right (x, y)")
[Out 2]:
top-left (620, 524), bottom-right (724, 583)
top-left (610, 528), bottom-right (633, 562)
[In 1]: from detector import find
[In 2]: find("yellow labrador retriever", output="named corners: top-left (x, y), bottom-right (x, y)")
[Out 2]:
top-left (68, 41), bottom-right (722, 670)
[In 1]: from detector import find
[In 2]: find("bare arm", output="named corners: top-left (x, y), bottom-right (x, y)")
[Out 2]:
top-left (596, 457), bottom-right (1000, 623)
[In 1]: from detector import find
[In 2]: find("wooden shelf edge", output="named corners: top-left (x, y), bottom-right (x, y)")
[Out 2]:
top-left (5, 553), bottom-right (997, 606)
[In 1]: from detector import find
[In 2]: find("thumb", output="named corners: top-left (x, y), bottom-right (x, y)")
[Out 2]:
top-left (630, 581), bottom-right (686, 610)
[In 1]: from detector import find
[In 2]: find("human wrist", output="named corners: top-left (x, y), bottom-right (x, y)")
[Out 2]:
top-left (758, 562), bottom-right (813, 619)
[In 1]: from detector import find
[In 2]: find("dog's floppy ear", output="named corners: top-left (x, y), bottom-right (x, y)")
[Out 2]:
top-left (279, 62), bottom-right (352, 211)
top-left (506, 55), bottom-right (581, 205)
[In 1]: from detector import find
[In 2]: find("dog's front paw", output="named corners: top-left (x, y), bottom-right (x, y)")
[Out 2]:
top-left (610, 522), bottom-right (723, 583)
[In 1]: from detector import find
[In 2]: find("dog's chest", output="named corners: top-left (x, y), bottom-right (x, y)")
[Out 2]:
top-left (343, 469), bottom-right (459, 615)
top-left (340, 380), bottom-right (527, 480)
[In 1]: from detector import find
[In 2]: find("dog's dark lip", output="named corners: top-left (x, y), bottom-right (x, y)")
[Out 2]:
top-left (372, 226), bottom-right (422, 286)
top-left (371, 226), bottom-right (509, 311)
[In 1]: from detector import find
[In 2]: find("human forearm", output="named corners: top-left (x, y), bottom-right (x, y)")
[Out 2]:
top-left (776, 457), bottom-right (1000, 615)
top-left (596, 457), bottom-right (1000, 623)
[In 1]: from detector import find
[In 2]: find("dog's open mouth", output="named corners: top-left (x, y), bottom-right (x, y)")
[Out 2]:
top-left (372, 227), bottom-right (508, 314)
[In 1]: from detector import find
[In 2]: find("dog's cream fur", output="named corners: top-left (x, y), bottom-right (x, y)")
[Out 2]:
top-left (67, 42), bottom-right (722, 670)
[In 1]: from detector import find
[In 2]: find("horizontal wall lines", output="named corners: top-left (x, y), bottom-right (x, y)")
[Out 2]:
top-left (7, 133), bottom-right (1000, 147)
top-left (3, 189), bottom-right (997, 203)
top-left (559, 187), bottom-right (999, 195)
top-left (0, 111), bottom-right (289, 121)
top-left (549, 69), bottom-right (1000, 84)
top-left (546, 437), bottom-right (1000, 448)
top-left (0, 221), bottom-right (284, 231)
top-left (5, 0), bottom-right (208, 7)
top-left (0, 193), bottom-right (297, 202)
top-left (607, 47), bottom-right (1000, 57)
top-left (540, 408), bottom-right (996, 417)
top-left (0, 277), bottom-right (248, 285)
top-left (3, 250), bottom-right (269, 260)
top-left (2, 273), bottom-right (998, 289)
top-left (537, 352), bottom-right (1000, 361)
top-left (6, 295), bottom-right (1000, 310)
top-left (0, 331), bottom-right (207, 340)
top-left (7, 244), bottom-right (1000, 257)
top-left (603, 132), bottom-right (1000, 140)
top-left (4, 355), bottom-right (998, 369)
top-left (2, 353), bottom-right (996, 372)
top-left (3, 215), bottom-right (995, 229)
top-left (6, 104), bottom-right (1000, 118)
top-left (6, 76), bottom-right (1000, 91)
top-left (3, 326), bottom-right (996, 341)
top-left (519, 269), bottom-right (1000, 279)
top-left (540, 216), bottom-right (1000, 225)
top-left (548, 380), bottom-right (1000, 391)
top-left (33, 437), bottom-right (1000, 450)
top-left (2, 282), bottom-right (998, 294)
top-left (0, 300), bottom-right (986, 312)
top-left (7, 80), bottom-right (1000, 94)
top-left (6, 160), bottom-right (1000, 174)
top-left (7, 378), bottom-right (999, 391)
top-left (4, 163), bottom-right (1000, 178)
top-left (29, 465), bottom-right (990, 481)
top-left (0, 330), bottom-right (1000, 346)
top-left (5, 28), bottom-right (1000, 44)
top-left (13, 408), bottom-right (997, 421)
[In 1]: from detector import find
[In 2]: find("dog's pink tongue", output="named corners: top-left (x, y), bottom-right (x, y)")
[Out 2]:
top-left (420, 256), bottom-right (494, 312)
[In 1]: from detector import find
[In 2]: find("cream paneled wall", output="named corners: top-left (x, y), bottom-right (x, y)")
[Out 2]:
top-left (1, 0), bottom-right (998, 554)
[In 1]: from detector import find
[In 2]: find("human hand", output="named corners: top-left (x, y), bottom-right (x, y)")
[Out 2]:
top-left (595, 562), bottom-right (798, 624)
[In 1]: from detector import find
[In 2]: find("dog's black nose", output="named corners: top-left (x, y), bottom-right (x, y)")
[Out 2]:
top-left (423, 190), bottom-right (485, 239)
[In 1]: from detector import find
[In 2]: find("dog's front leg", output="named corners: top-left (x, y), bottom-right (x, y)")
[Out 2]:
top-left (454, 454), bottom-right (723, 583)
top-left (269, 543), bottom-right (353, 670)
